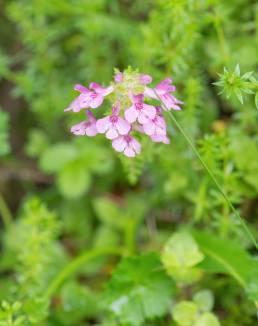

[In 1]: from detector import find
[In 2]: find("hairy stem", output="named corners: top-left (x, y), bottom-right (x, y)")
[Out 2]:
top-left (44, 247), bottom-right (125, 298)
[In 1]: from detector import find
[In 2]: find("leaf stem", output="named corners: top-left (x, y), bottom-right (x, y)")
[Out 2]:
top-left (0, 194), bottom-right (12, 228)
top-left (44, 247), bottom-right (125, 298)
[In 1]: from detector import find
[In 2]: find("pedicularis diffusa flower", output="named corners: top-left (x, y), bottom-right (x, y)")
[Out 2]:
top-left (65, 68), bottom-right (182, 157)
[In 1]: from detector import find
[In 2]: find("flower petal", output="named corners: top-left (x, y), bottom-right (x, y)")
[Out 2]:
top-left (90, 95), bottom-right (104, 108)
top-left (96, 117), bottom-right (110, 133)
top-left (85, 124), bottom-right (98, 137)
top-left (143, 122), bottom-right (155, 135)
top-left (74, 84), bottom-right (89, 93)
top-left (112, 137), bottom-right (127, 152)
top-left (125, 106), bottom-right (138, 123)
top-left (124, 147), bottom-right (136, 157)
top-left (106, 127), bottom-right (119, 140)
top-left (116, 117), bottom-right (131, 135)
top-left (144, 87), bottom-right (158, 99)
top-left (139, 74), bottom-right (152, 85)
top-left (130, 138), bottom-right (141, 154)
top-left (143, 104), bottom-right (156, 119)
top-left (115, 72), bottom-right (123, 83)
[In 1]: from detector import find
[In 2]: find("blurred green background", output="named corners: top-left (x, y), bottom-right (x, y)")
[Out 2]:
top-left (0, 0), bottom-right (258, 325)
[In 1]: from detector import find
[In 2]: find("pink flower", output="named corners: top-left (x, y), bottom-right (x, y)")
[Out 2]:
top-left (96, 104), bottom-right (131, 140)
top-left (114, 72), bottom-right (123, 83)
top-left (125, 94), bottom-right (156, 124)
top-left (145, 78), bottom-right (182, 111)
top-left (70, 110), bottom-right (97, 136)
top-left (139, 74), bottom-right (152, 85)
top-left (112, 135), bottom-right (141, 157)
top-left (142, 107), bottom-right (167, 136)
top-left (65, 83), bottom-right (113, 112)
top-left (88, 82), bottom-right (113, 108)
top-left (150, 134), bottom-right (170, 144)
top-left (65, 84), bottom-right (91, 112)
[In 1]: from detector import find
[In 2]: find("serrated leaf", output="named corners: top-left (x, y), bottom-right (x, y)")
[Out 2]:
top-left (103, 253), bottom-right (175, 326)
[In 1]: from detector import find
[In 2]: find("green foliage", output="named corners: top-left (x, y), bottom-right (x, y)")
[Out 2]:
top-left (215, 64), bottom-right (258, 108)
top-left (161, 232), bottom-right (204, 284)
top-left (38, 138), bottom-right (113, 198)
top-left (0, 301), bottom-right (26, 326)
top-left (2, 198), bottom-right (67, 324)
top-left (0, 0), bottom-right (258, 325)
top-left (103, 253), bottom-right (175, 325)
top-left (192, 230), bottom-right (258, 296)
top-left (172, 294), bottom-right (220, 326)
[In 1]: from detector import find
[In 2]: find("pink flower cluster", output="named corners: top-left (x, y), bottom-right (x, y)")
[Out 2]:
top-left (65, 70), bottom-right (182, 157)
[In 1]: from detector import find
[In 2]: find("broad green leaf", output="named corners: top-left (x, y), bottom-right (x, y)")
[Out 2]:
top-left (40, 143), bottom-right (77, 173)
top-left (193, 290), bottom-right (214, 312)
top-left (55, 281), bottom-right (98, 325)
top-left (193, 312), bottom-right (220, 326)
top-left (93, 197), bottom-right (123, 229)
top-left (161, 232), bottom-right (204, 284)
top-left (172, 301), bottom-right (198, 326)
top-left (192, 230), bottom-right (258, 292)
top-left (57, 162), bottom-right (90, 198)
top-left (103, 253), bottom-right (175, 326)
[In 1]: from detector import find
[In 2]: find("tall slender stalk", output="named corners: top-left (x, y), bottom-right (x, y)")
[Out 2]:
top-left (157, 96), bottom-right (258, 250)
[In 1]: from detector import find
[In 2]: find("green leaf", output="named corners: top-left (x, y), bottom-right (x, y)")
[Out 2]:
top-left (193, 312), bottom-right (220, 326)
top-left (172, 301), bottom-right (198, 326)
top-left (40, 143), bottom-right (77, 173)
top-left (161, 232), bottom-right (204, 284)
top-left (57, 161), bottom-right (90, 198)
top-left (93, 197), bottom-right (123, 229)
top-left (55, 281), bottom-right (98, 325)
top-left (234, 88), bottom-right (243, 104)
top-left (192, 230), bottom-right (258, 291)
top-left (193, 290), bottom-right (214, 312)
top-left (103, 253), bottom-right (175, 325)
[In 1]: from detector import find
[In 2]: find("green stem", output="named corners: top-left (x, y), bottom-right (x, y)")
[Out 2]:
top-left (44, 247), bottom-right (124, 298)
top-left (166, 109), bottom-right (258, 250)
top-left (0, 194), bottom-right (12, 228)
